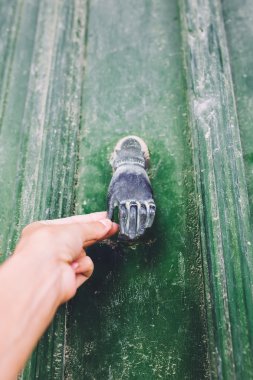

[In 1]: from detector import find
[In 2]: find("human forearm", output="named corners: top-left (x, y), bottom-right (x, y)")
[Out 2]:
top-left (0, 253), bottom-right (62, 379)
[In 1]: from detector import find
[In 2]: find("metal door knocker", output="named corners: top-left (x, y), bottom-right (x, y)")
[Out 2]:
top-left (107, 136), bottom-right (156, 240)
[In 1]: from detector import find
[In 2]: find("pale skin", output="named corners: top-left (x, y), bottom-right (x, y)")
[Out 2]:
top-left (0, 211), bottom-right (118, 380)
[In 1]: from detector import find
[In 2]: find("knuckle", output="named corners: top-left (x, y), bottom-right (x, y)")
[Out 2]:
top-left (87, 256), bottom-right (94, 270)
top-left (20, 224), bottom-right (58, 253)
top-left (31, 226), bottom-right (55, 242)
top-left (119, 204), bottom-right (127, 220)
top-left (84, 257), bottom-right (94, 277)
top-left (21, 221), bottom-right (40, 236)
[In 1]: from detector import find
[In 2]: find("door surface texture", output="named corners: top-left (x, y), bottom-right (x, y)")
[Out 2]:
top-left (0, 0), bottom-right (253, 379)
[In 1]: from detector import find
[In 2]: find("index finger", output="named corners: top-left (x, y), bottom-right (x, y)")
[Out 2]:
top-left (77, 220), bottom-right (117, 245)
top-left (57, 219), bottom-right (118, 258)
top-left (39, 211), bottom-right (107, 225)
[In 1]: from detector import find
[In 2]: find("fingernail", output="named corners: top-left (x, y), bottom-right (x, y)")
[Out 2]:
top-left (112, 222), bottom-right (119, 230)
top-left (99, 218), bottom-right (112, 229)
top-left (71, 262), bottom-right (79, 270)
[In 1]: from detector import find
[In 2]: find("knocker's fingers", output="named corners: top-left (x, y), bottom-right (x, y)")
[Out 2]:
top-left (137, 202), bottom-right (147, 237)
top-left (119, 203), bottom-right (127, 236)
top-left (107, 196), bottom-right (116, 221)
top-left (128, 202), bottom-right (138, 240)
top-left (146, 201), bottom-right (156, 228)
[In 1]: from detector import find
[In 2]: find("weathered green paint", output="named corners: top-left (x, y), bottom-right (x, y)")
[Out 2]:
top-left (0, 0), bottom-right (88, 378)
top-left (182, 0), bottom-right (253, 379)
top-left (222, 0), bottom-right (253, 374)
top-left (222, 0), bottom-right (253, 222)
top-left (180, 0), bottom-right (253, 378)
top-left (0, 0), bottom-right (209, 378)
top-left (1, 0), bottom-right (253, 379)
top-left (66, 0), bottom-right (208, 379)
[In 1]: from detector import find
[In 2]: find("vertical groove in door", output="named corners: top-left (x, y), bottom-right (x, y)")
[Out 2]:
top-left (180, 0), bottom-right (253, 378)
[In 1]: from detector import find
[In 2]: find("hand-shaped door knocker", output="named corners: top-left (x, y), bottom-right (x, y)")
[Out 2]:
top-left (107, 136), bottom-right (156, 240)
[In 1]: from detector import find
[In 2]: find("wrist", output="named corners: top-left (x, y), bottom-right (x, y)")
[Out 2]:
top-left (0, 252), bottom-right (64, 377)
top-left (11, 248), bottom-right (64, 308)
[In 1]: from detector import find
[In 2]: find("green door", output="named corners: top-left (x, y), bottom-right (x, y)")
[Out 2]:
top-left (1, 0), bottom-right (253, 379)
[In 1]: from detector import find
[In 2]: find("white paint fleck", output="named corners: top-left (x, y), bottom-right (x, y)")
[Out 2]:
top-left (205, 129), bottom-right (210, 139)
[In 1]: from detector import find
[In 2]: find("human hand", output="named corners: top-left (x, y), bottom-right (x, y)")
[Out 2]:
top-left (15, 211), bottom-right (118, 305)
top-left (0, 212), bottom-right (118, 379)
